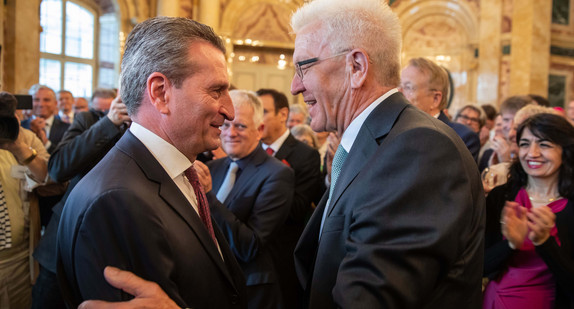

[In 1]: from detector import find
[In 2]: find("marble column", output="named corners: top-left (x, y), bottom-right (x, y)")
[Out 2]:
top-left (3, 0), bottom-right (40, 93)
top-left (198, 0), bottom-right (220, 32)
top-left (157, 0), bottom-right (181, 17)
top-left (477, 0), bottom-right (502, 105)
top-left (509, 0), bottom-right (552, 96)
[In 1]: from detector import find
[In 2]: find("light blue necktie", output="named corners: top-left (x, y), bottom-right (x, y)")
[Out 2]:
top-left (320, 145), bottom-right (348, 238)
top-left (216, 161), bottom-right (239, 203)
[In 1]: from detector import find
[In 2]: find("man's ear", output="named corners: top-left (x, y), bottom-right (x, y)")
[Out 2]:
top-left (432, 91), bottom-right (443, 110)
top-left (348, 49), bottom-right (369, 89)
top-left (256, 123), bottom-right (264, 139)
top-left (278, 107), bottom-right (289, 123)
top-left (146, 72), bottom-right (170, 114)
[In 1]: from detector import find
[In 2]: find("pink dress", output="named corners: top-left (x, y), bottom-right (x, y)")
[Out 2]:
top-left (483, 188), bottom-right (567, 309)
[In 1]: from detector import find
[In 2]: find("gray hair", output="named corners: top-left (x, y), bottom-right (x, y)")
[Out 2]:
top-left (407, 58), bottom-right (450, 110)
top-left (290, 104), bottom-right (309, 120)
top-left (291, 124), bottom-right (319, 149)
top-left (455, 104), bottom-right (486, 128)
top-left (120, 17), bottom-right (225, 115)
top-left (229, 90), bottom-right (263, 127)
top-left (291, 0), bottom-right (401, 87)
top-left (28, 84), bottom-right (56, 100)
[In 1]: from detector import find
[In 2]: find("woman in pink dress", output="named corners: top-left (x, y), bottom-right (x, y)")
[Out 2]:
top-left (483, 113), bottom-right (574, 309)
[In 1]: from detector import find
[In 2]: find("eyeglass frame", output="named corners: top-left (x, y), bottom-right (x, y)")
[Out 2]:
top-left (295, 51), bottom-right (350, 81)
top-left (456, 113), bottom-right (480, 124)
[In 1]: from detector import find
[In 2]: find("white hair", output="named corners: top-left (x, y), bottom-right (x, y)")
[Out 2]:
top-left (229, 90), bottom-right (264, 127)
top-left (291, 0), bottom-right (402, 86)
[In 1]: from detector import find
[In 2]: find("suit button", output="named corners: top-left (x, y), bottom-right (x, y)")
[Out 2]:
top-left (231, 294), bottom-right (239, 305)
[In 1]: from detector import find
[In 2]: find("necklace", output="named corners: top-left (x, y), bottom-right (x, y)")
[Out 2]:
top-left (528, 193), bottom-right (561, 204)
top-left (526, 187), bottom-right (561, 204)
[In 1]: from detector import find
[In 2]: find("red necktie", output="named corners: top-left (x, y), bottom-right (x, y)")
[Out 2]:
top-left (184, 166), bottom-right (217, 244)
top-left (266, 147), bottom-right (274, 156)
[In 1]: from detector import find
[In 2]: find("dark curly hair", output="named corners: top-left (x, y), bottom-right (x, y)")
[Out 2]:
top-left (508, 113), bottom-right (574, 199)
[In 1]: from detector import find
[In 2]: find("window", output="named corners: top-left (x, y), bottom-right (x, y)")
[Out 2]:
top-left (40, 0), bottom-right (120, 97)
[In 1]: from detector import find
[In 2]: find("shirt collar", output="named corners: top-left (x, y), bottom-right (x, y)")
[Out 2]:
top-left (340, 88), bottom-right (398, 153)
top-left (263, 128), bottom-right (290, 153)
top-left (44, 114), bottom-right (55, 127)
top-left (129, 122), bottom-right (192, 180)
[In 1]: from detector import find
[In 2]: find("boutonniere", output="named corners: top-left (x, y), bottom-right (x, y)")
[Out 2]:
top-left (281, 159), bottom-right (291, 167)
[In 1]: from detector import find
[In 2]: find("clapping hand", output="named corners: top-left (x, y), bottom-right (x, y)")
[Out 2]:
top-left (501, 201), bottom-right (528, 249)
top-left (527, 206), bottom-right (555, 245)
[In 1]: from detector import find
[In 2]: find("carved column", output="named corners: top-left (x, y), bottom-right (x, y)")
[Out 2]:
top-left (509, 0), bottom-right (552, 96)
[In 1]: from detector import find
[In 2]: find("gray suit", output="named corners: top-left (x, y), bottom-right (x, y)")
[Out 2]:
top-left (294, 92), bottom-right (485, 308)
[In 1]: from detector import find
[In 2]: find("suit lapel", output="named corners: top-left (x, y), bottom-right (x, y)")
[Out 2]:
top-left (274, 133), bottom-right (297, 160)
top-left (116, 132), bottom-right (238, 290)
top-left (327, 93), bottom-right (410, 216)
top-left (224, 146), bottom-right (267, 205)
top-left (295, 191), bottom-right (328, 290)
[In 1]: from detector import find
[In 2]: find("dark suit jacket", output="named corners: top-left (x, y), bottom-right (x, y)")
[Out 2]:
top-left (34, 110), bottom-right (123, 273)
top-left (438, 111), bottom-right (480, 162)
top-left (207, 145), bottom-right (294, 308)
top-left (294, 92), bottom-right (485, 308)
top-left (22, 115), bottom-right (70, 153)
top-left (57, 131), bottom-right (247, 308)
top-left (271, 133), bottom-right (322, 308)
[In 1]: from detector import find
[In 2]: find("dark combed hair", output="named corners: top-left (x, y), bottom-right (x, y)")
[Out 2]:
top-left (508, 113), bottom-right (574, 199)
top-left (255, 89), bottom-right (289, 114)
top-left (0, 92), bottom-right (18, 116)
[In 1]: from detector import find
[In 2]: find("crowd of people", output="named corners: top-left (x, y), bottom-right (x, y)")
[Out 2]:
top-left (1, 0), bottom-right (574, 308)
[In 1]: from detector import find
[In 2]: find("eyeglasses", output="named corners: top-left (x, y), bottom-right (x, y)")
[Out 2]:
top-left (456, 114), bottom-right (480, 124)
top-left (295, 51), bottom-right (349, 81)
top-left (399, 83), bottom-right (438, 94)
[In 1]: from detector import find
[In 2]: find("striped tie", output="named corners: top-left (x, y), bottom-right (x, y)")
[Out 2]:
top-left (0, 180), bottom-right (12, 250)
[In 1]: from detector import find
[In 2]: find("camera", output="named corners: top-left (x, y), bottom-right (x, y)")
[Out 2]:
top-left (0, 94), bottom-right (30, 142)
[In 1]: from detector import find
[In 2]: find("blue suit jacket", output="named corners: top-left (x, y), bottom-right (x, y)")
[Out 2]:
top-left (22, 115), bottom-right (70, 153)
top-left (294, 92), bottom-right (485, 308)
top-left (438, 111), bottom-right (480, 162)
top-left (207, 145), bottom-right (294, 308)
top-left (57, 131), bottom-right (247, 308)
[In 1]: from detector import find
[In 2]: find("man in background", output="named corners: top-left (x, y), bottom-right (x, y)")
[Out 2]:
top-left (287, 104), bottom-right (309, 128)
top-left (23, 85), bottom-right (70, 154)
top-left (32, 90), bottom-right (129, 309)
top-left (195, 89), bottom-right (294, 309)
top-left (57, 90), bottom-right (75, 123)
top-left (256, 88), bottom-right (322, 309)
top-left (400, 58), bottom-right (480, 162)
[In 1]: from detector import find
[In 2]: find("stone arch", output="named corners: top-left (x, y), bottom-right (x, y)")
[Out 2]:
top-left (394, 0), bottom-right (480, 110)
top-left (220, 0), bottom-right (300, 44)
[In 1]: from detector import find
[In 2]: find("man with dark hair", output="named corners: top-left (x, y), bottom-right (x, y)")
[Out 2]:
top-left (256, 88), bottom-right (322, 309)
top-left (57, 16), bottom-right (246, 308)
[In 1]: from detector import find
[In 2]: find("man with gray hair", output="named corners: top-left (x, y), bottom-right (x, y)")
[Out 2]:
top-left (80, 1), bottom-right (484, 308)
top-left (57, 16), bottom-right (246, 308)
top-left (23, 84), bottom-right (70, 153)
top-left (400, 57), bottom-right (480, 161)
top-left (287, 104), bottom-right (309, 129)
top-left (194, 90), bottom-right (295, 309)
